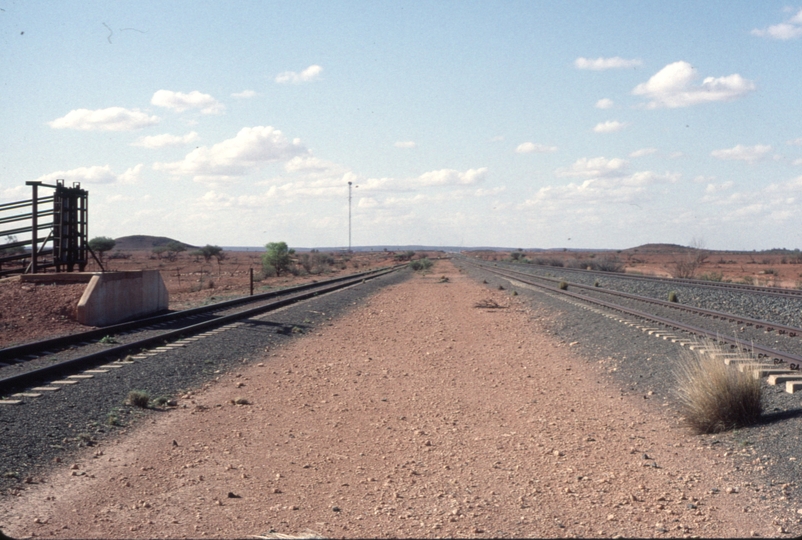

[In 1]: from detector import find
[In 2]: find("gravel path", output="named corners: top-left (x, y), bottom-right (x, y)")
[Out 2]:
top-left (0, 259), bottom-right (799, 538)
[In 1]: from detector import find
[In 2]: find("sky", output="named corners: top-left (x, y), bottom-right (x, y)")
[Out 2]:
top-left (1, 1), bottom-right (802, 251)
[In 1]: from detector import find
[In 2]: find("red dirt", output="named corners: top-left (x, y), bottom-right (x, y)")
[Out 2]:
top-left (0, 260), bottom-right (789, 538)
top-left (0, 250), bottom-right (402, 349)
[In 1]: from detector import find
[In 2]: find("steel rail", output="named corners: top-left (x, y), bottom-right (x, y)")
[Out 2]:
top-left (488, 258), bottom-right (802, 299)
top-left (466, 260), bottom-right (802, 366)
top-left (0, 266), bottom-right (401, 394)
top-left (0, 264), bottom-right (402, 363)
top-left (481, 263), bottom-right (802, 337)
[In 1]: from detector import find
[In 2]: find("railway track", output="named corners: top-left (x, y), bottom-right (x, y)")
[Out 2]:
top-left (461, 258), bottom-right (802, 394)
top-left (0, 265), bottom-right (401, 398)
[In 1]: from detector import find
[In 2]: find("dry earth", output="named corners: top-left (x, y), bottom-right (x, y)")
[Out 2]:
top-left (0, 260), bottom-right (790, 538)
top-left (0, 250), bottom-right (399, 348)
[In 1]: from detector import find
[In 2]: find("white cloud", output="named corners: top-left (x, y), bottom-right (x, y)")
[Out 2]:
top-left (595, 98), bottom-right (614, 109)
top-left (787, 137), bottom-right (802, 146)
top-left (118, 164), bottom-right (144, 184)
top-left (632, 61), bottom-right (755, 108)
top-left (283, 156), bottom-right (347, 176)
top-left (630, 148), bottom-right (657, 158)
top-left (48, 107), bottom-right (160, 131)
top-left (32, 165), bottom-right (138, 185)
top-left (417, 168), bottom-right (488, 187)
top-left (475, 186), bottom-right (506, 197)
top-left (155, 126), bottom-right (309, 182)
top-left (704, 181), bottom-right (734, 194)
top-left (515, 142), bottom-right (558, 154)
top-left (556, 156), bottom-right (629, 178)
top-left (490, 135), bottom-right (505, 142)
top-left (132, 132), bottom-right (199, 148)
top-left (151, 90), bottom-right (225, 114)
top-left (711, 144), bottom-right (772, 163)
top-left (751, 10), bottom-right (802, 40)
top-left (794, 158), bottom-right (802, 166)
top-left (394, 141), bottom-right (417, 148)
top-left (231, 90), bottom-right (257, 99)
top-left (275, 64), bottom-right (323, 84)
top-left (574, 56), bottom-right (642, 70)
top-left (521, 171), bottom-right (678, 211)
top-left (593, 120), bottom-right (628, 133)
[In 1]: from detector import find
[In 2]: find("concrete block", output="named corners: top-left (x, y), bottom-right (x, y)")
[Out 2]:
top-left (786, 381), bottom-right (802, 394)
top-left (76, 271), bottom-right (168, 327)
top-left (751, 367), bottom-right (796, 379)
top-left (767, 373), bottom-right (802, 386)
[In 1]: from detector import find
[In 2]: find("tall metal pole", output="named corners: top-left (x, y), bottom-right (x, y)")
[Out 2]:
top-left (348, 181), bottom-right (352, 252)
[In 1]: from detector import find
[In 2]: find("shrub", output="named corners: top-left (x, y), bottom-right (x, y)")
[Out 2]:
top-left (127, 390), bottom-right (150, 408)
top-left (262, 241), bottom-right (295, 277)
top-left (558, 280), bottom-right (568, 290)
top-left (673, 340), bottom-right (762, 433)
top-left (409, 258), bottom-right (433, 271)
top-left (668, 291), bottom-right (678, 303)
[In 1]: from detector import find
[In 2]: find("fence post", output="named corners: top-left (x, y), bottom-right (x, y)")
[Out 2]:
top-left (31, 183), bottom-right (38, 274)
top-left (250, 267), bottom-right (254, 296)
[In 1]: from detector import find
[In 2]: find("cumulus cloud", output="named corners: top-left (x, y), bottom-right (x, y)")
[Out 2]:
top-left (711, 144), bottom-right (772, 163)
top-left (522, 171), bottom-right (678, 211)
top-left (704, 181), bottom-right (734, 194)
top-left (515, 142), bottom-right (558, 154)
top-left (132, 132), bottom-right (199, 148)
top-left (151, 90), bottom-right (225, 114)
top-left (417, 168), bottom-right (488, 187)
top-left (595, 98), bottom-right (614, 109)
top-left (632, 61), bottom-right (755, 108)
top-left (32, 164), bottom-right (142, 185)
top-left (630, 148), bottom-right (657, 158)
top-left (155, 126), bottom-right (308, 182)
top-left (48, 107), bottom-right (160, 131)
top-left (231, 90), bottom-right (257, 98)
top-left (787, 137), bottom-right (802, 146)
top-left (394, 141), bottom-right (417, 148)
top-left (751, 9), bottom-right (802, 40)
top-left (593, 120), bottom-right (628, 133)
top-left (555, 156), bottom-right (629, 178)
top-left (574, 56), bottom-right (642, 70)
top-left (275, 64), bottom-right (323, 84)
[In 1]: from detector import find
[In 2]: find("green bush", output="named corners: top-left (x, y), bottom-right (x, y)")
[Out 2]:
top-left (262, 241), bottom-right (295, 277)
top-left (127, 390), bottom-right (150, 408)
top-left (409, 258), bottom-right (433, 271)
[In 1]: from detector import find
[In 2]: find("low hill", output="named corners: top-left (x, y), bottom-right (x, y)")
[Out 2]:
top-left (113, 235), bottom-right (196, 251)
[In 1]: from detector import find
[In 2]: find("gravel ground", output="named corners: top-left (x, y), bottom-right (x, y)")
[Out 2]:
top-left (0, 269), bottom-right (410, 496)
top-left (454, 258), bottom-right (802, 520)
top-left (1, 259), bottom-right (795, 538)
top-left (488, 260), bottom-right (802, 329)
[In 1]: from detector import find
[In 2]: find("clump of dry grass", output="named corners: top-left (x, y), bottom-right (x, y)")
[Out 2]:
top-left (126, 390), bottom-right (150, 408)
top-left (673, 339), bottom-right (762, 433)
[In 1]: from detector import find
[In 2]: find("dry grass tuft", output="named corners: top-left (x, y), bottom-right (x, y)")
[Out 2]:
top-left (673, 339), bottom-right (762, 433)
top-left (126, 390), bottom-right (150, 408)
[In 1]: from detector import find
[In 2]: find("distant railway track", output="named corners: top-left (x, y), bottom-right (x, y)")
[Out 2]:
top-left (0, 265), bottom-right (401, 396)
top-left (499, 259), bottom-right (802, 299)
top-left (460, 258), bottom-right (802, 389)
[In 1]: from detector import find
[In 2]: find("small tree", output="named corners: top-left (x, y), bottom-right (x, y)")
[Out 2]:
top-left (163, 241), bottom-right (187, 262)
top-left (88, 236), bottom-right (116, 264)
top-left (262, 241), bottom-right (294, 277)
top-left (200, 244), bottom-right (223, 263)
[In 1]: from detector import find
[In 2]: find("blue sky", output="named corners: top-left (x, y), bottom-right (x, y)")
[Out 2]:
top-left (2, 1), bottom-right (801, 250)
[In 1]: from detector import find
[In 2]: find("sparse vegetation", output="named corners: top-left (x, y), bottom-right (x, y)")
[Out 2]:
top-left (409, 258), bottom-right (433, 271)
top-left (99, 335), bottom-right (118, 344)
top-left (88, 236), bottom-right (116, 264)
top-left (262, 241), bottom-right (295, 277)
top-left (668, 291), bottom-right (678, 303)
top-left (673, 339), bottom-right (762, 433)
top-left (127, 390), bottom-right (150, 408)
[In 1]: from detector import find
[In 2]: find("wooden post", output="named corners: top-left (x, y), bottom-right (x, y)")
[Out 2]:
top-left (249, 267), bottom-right (254, 296)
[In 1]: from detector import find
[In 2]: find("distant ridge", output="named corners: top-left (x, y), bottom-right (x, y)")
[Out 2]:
top-left (114, 235), bottom-right (196, 251)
